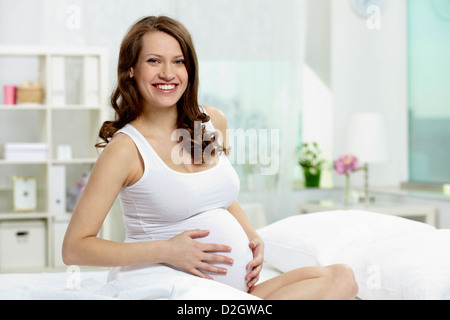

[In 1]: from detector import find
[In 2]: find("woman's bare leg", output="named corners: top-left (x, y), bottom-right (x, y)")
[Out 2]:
top-left (250, 264), bottom-right (358, 300)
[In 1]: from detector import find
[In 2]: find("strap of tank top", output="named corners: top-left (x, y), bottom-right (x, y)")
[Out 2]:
top-left (114, 124), bottom-right (161, 170)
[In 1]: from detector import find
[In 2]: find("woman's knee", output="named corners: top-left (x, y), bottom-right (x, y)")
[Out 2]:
top-left (326, 264), bottom-right (359, 299)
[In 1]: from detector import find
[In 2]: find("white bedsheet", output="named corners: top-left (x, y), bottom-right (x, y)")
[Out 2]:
top-left (2, 210), bottom-right (448, 300)
top-left (0, 264), bottom-right (280, 300)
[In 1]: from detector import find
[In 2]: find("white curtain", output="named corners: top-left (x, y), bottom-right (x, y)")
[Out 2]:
top-left (1, 0), bottom-right (307, 225)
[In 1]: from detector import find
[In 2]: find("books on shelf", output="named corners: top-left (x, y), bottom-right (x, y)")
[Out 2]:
top-left (50, 165), bottom-right (66, 214)
top-left (3, 143), bottom-right (48, 161)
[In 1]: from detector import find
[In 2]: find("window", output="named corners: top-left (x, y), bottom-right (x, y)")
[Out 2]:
top-left (408, 0), bottom-right (450, 184)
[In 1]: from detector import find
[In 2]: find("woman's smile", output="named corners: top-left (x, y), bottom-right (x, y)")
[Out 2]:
top-left (152, 83), bottom-right (179, 94)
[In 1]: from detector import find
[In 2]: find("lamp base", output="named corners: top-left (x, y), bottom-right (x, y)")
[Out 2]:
top-left (360, 163), bottom-right (374, 205)
top-left (358, 194), bottom-right (375, 204)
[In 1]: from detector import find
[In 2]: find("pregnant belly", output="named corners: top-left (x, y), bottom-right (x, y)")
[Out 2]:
top-left (180, 209), bottom-right (254, 292)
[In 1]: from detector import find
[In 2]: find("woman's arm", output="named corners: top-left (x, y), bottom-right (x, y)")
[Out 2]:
top-left (62, 133), bottom-right (232, 278)
top-left (227, 202), bottom-right (260, 241)
top-left (62, 133), bottom-right (166, 266)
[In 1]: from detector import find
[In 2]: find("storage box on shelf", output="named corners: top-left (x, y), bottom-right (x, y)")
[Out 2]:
top-left (0, 45), bottom-right (109, 272)
top-left (0, 220), bottom-right (46, 269)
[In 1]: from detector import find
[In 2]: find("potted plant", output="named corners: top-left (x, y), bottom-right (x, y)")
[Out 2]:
top-left (298, 142), bottom-right (325, 188)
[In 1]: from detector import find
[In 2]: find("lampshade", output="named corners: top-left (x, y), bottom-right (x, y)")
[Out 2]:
top-left (345, 112), bottom-right (389, 163)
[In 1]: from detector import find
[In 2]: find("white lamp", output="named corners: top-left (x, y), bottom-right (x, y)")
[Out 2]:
top-left (345, 112), bottom-right (389, 203)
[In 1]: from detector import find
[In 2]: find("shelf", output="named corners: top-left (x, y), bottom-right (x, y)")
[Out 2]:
top-left (0, 212), bottom-right (73, 221)
top-left (51, 158), bottom-right (97, 164)
top-left (0, 212), bottom-right (51, 220)
top-left (0, 160), bottom-right (48, 165)
top-left (0, 45), bottom-right (109, 272)
top-left (0, 104), bottom-right (46, 110)
top-left (51, 105), bottom-right (102, 110)
top-left (0, 45), bottom-right (108, 57)
top-left (0, 158), bottom-right (97, 165)
top-left (0, 104), bottom-right (102, 110)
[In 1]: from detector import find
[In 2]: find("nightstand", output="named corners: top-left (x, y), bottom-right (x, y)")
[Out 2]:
top-left (298, 200), bottom-right (437, 227)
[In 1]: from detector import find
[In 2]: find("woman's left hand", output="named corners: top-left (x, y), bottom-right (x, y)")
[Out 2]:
top-left (245, 237), bottom-right (264, 292)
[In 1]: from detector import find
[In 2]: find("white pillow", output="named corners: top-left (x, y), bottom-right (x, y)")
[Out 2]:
top-left (345, 229), bottom-right (450, 300)
top-left (257, 210), bottom-right (446, 299)
top-left (258, 210), bottom-right (434, 273)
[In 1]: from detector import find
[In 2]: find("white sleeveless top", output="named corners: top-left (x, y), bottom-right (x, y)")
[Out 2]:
top-left (110, 117), bottom-right (253, 292)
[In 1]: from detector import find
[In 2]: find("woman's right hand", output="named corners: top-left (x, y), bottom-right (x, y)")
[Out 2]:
top-left (165, 229), bottom-right (234, 280)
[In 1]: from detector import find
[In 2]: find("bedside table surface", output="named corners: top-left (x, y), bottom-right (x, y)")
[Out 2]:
top-left (298, 200), bottom-right (437, 227)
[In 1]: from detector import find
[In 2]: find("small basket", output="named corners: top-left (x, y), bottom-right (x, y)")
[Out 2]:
top-left (17, 82), bottom-right (44, 104)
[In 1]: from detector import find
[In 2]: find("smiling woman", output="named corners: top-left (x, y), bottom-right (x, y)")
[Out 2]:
top-left (96, 16), bottom-right (215, 165)
top-left (63, 15), bottom-right (358, 300)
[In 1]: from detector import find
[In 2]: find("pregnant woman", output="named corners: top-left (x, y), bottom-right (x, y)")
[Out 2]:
top-left (62, 16), bottom-right (357, 300)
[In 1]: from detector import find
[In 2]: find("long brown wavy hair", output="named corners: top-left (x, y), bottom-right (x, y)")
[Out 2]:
top-left (96, 16), bottom-right (219, 164)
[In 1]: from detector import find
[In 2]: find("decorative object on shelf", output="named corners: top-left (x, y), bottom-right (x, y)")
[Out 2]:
top-left (12, 176), bottom-right (37, 212)
top-left (67, 171), bottom-right (90, 212)
top-left (345, 112), bottom-right (389, 204)
top-left (17, 81), bottom-right (44, 104)
top-left (3, 85), bottom-right (17, 105)
top-left (334, 154), bottom-right (361, 204)
top-left (57, 144), bottom-right (72, 160)
top-left (298, 142), bottom-right (326, 188)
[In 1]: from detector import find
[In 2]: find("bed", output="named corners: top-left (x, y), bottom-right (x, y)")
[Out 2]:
top-left (1, 210), bottom-right (449, 300)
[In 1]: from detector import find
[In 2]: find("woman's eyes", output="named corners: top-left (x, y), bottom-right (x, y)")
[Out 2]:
top-left (146, 59), bottom-right (185, 65)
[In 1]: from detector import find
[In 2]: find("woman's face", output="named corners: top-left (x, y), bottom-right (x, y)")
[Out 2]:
top-left (131, 31), bottom-right (188, 110)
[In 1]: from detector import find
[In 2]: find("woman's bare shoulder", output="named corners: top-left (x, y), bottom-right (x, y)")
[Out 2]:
top-left (96, 132), bottom-right (139, 167)
top-left (91, 132), bottom-right (142, 187)
top-left (203, 105), bottom-right (228, 132)
top-left (106, 132), bottom-right (136, 154)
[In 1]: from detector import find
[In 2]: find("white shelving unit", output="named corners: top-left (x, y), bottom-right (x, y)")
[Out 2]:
top-left (0, 45), bottom-right (109, 272)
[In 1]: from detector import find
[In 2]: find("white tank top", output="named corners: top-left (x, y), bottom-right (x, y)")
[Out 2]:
top-left (113, 116), bottom-right (253, 292)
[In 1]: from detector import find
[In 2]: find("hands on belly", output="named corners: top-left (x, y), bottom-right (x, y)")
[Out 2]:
top-left (246, 237), bottom-right (264, 292)
top-left (166, 228), bottom-right (264, 292)
top-left (165, 229), bottom-right (235, 280)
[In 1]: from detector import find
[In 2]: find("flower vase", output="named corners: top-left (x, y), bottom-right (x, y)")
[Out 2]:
top-left (303, 168), bottom-right (321, 188)
top-left (344, 174), bottom-right (351, 205)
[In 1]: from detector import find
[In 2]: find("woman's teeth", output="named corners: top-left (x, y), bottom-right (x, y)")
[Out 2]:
top-left (156, 84), bottom-right (175, 90)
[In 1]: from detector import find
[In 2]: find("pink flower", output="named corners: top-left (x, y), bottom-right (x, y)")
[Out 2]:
top-left (334, 154), bottom-right (359, 175)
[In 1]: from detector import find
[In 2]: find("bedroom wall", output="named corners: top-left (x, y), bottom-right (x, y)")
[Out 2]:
top-left (305, 0), bottom-right (331, 89)
top-left (330, 0), bottom-right (409, 188)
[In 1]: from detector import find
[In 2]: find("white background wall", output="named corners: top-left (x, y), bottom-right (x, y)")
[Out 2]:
top-left (330, 0), bottom-right (409, 188)
top-left (0, 0), bottom-right (409, 189)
